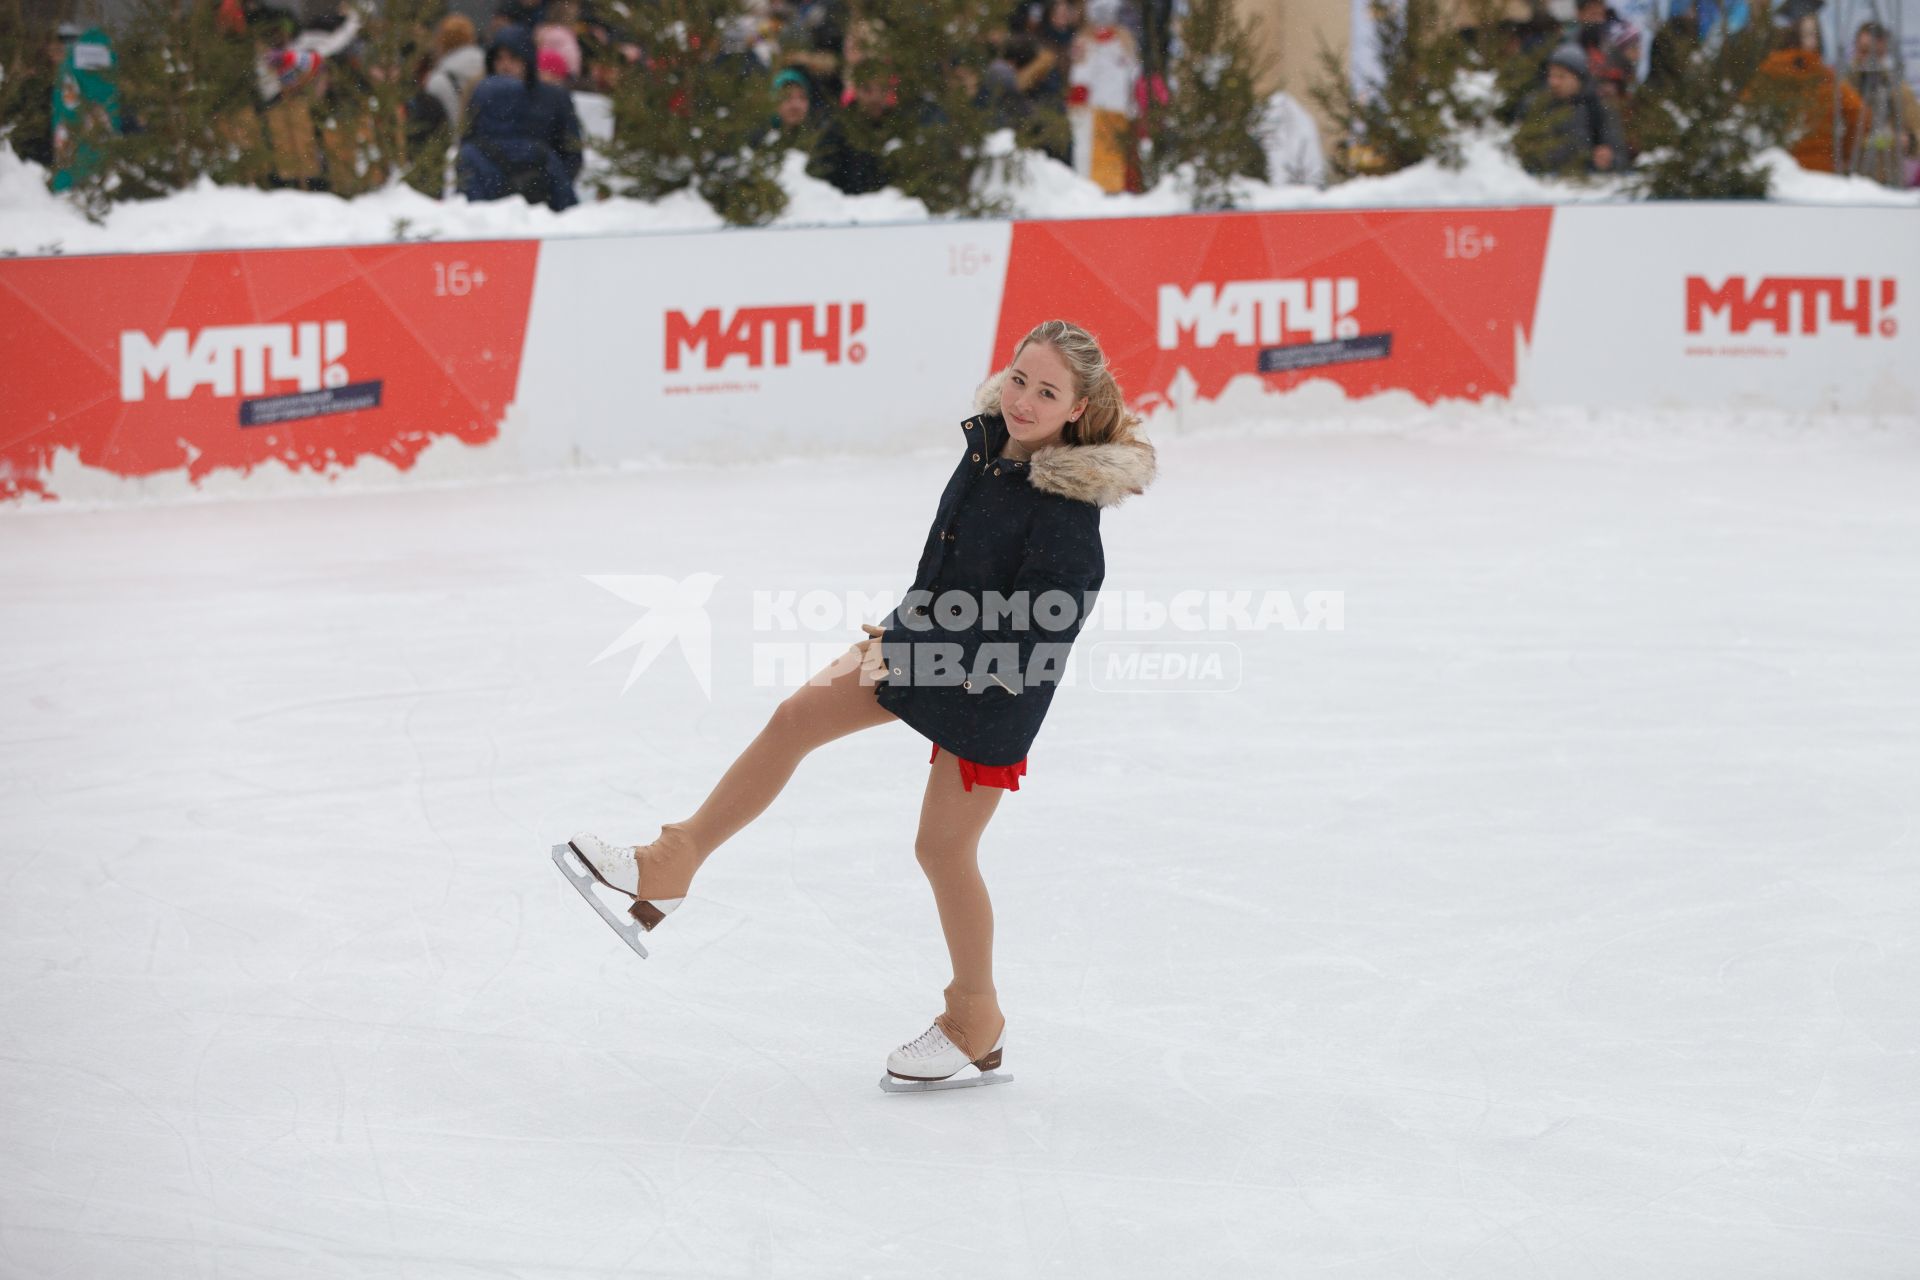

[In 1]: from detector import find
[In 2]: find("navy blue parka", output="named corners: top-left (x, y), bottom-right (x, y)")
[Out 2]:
top-left (874, 408), bottom-right (1156, 767)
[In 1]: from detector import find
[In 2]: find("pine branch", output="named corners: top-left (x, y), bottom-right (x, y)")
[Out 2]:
top-left (596, 0), bottom-right (788, 225)
top-left (1139, 0), bottom-right (1270, 207)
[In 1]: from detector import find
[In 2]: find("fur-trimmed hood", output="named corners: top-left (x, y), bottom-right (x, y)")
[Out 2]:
top-left (1027, 436), bottom-right (1158, 509)
top-left (972, 378), bottom-right (1158, 510)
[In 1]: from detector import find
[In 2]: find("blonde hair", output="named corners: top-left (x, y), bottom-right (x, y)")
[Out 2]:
top-left (978, 320), bottom-right (1144, 449)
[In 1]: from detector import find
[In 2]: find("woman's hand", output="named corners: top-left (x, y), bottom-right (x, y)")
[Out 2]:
top-left (856, 623), bottom-right (889, 685)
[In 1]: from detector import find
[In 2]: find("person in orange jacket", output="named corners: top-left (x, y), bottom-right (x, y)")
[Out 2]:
top-left (1752, 12), bottom-right (1864, 173)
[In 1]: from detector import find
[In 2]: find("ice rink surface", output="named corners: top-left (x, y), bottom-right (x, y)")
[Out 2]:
top-left (3, 410), bottom-right (1918, 1278)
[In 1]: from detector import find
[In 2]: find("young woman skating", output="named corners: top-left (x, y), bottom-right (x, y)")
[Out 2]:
top-left (558, 319), bottom-right (1157, 1090)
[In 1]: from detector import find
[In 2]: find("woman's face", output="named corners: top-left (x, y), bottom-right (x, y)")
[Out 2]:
top-left (1002, 342), bottom-right (1087, 450)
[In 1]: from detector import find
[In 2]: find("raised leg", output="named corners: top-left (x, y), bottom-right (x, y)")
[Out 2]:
top-left (637, 644), bottom-right (900, 898)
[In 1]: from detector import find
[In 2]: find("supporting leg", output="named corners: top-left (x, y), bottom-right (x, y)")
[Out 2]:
top-left (912, 747), bottom-right (1009, 1061)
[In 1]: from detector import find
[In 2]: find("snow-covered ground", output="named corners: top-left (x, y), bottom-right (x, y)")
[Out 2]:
top-left (3, 127), bottom-right (1914, 259)
top-left (2, 408), bottom-right (1917, 1277)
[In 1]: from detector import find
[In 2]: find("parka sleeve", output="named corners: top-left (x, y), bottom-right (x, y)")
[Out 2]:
top-left (878, 498), bottom-right (1103, 695)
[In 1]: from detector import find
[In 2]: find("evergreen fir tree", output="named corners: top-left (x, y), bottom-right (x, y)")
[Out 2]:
top-left (1471, 9), bottom-right (1563, 175)
top-left (70, 0), bottom-right (268, 213)
top-left (1138, 0), bottom-right (1270, 208)
top-left (302, 0), bottom-right (442, 199)
top-left (0, 0), bottom-right (59, 168)
top-left (1314, 0), bottom-right (1517, 177)
top-left (849, 0), bottom-right (1009, 217)
top-left (1627, 6), bottom-right (1792, 198)
top-left (596, 0), bottom-right (788, 226)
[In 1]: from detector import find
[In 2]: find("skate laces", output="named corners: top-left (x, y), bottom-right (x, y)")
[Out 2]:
top-left (577, 831), bottom-right (691, 901)
top-left (573, 835), bottom-right (639, 892)
top-left (900, 1023), bottom-right (951, 1058)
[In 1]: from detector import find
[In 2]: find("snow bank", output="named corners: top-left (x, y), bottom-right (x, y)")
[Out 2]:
top-left (1758, 147), bottom-right (1920, 206)
top-left (3, 123), bottom-right (1912, 259)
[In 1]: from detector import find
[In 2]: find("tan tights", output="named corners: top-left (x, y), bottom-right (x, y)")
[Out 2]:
top-left (633, 647), bottom-right (1009, 1060)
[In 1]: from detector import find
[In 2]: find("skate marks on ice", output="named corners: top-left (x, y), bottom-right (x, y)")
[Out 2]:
top-left (548, 837), bottom-right (1019, 1091)
top-left (550, 842), bottom-right (650, 959)
top-left (550, 835), bottom-right (1016, 1091)
top-left (877, 1069), bottom-right (1014, 1094)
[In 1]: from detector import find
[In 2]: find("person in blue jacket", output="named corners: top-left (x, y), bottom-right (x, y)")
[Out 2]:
top-left (561, 320), bottom-right (1158, 1089)
top-left (455, 25), bottom-right (579, 210)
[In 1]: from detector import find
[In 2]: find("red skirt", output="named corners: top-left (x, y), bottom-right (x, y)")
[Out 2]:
top-left (930, 743), bottom-right (1027, 792)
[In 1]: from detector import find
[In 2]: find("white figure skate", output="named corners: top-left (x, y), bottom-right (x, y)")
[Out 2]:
top-left (878, 1023), bottom-right (1011, 1093)
top-left (551, 832), bottom-right (685, 960)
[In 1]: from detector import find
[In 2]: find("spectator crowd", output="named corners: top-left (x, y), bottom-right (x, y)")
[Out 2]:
top-left (1486, 0), bottom-right (1918, 182)
top-left (18, 0), bottom-right (1226, 209)
top-left (13, 0), bottom-right (1919, 210)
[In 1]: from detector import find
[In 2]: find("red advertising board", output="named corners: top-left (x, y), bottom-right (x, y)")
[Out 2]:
top-left (0, 242), bottom-right (539, 501)
top-left (994, 209), bottom-right (1554, 407)
top-left (7, 204), bottom-right (1914, 505)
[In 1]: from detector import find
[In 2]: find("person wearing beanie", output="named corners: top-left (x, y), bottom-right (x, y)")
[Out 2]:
top-left (766, 66), bottom-right (817, 143)
top-left (1547, 41), bottom-right (1590, 80)
top-left (1520, 42), bottom-right (1630, 173)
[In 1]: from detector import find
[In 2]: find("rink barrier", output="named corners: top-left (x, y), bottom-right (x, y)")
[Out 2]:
top-left (2, 204), bottom-right (1915, 504)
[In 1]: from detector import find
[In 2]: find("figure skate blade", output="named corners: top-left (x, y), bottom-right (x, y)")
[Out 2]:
top-left (551, 842), bottom-right (650, 959)
top-left (878, 1070), bottom-right (1012, 1093)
